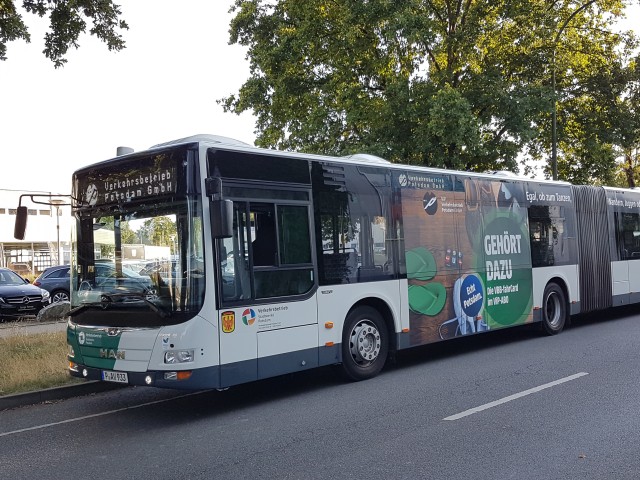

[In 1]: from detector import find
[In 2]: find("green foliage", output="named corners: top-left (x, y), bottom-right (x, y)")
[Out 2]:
top-left (547, 13), bottom-right (640, 185)
top-left (136, 217), bottom-right (177, 252)
top-left (222, 0), bottom-right (639, 182)
top-left (95, 215), bottom-right (138, 257)
top-left (120, 221), bottom-right (138, 245)
top-left (0, 0), bottom-right (128, 67)
top-left (612, 148), bottom-right (640, 188)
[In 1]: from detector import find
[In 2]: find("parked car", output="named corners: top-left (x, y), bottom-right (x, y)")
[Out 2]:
top-left (0, 268), bottom-right (50, 321)
top-left (77, 262), bottom-right (158, 305)
top-left (33, 265), bottom-right (71, 303)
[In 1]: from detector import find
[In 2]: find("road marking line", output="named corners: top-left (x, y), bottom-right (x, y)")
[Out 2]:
top-left (0, 390), bottom-right (209, 438)
top-left (443, 372), bottom-right (589, 421)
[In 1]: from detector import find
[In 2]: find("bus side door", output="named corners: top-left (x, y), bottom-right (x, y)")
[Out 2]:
top-left (215, 192), bottom-right (318, 386)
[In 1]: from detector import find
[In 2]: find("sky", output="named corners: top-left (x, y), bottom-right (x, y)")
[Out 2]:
top-left (1, 1), bottom-right (639, 195)
top-left (1, 1), bottom-right (255, 194)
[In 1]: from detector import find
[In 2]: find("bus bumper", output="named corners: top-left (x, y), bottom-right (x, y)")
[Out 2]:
top-left (69, 364), bottom-right (221, 390)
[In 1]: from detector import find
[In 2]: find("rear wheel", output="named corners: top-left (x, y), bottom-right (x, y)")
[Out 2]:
top-left (541, 283), bottom-right (567, 335)
top-left (341, 306), bottom-right (388, 381)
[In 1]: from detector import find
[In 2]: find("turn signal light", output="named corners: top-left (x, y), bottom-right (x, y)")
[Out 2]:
top-left (177, 371), bottom-right (192, 381)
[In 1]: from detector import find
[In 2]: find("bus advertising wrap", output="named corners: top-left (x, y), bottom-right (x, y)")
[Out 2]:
top-left (399, 174), bottom-right (533, 346)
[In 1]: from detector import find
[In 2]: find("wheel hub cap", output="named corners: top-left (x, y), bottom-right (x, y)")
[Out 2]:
top-left (349, 321), bottom-right (381, 365)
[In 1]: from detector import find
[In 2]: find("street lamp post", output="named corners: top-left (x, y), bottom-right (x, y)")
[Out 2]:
top-left (550, 0), bottom-right (598, 180)
top-left (50, 199), bottom-right (65, 264)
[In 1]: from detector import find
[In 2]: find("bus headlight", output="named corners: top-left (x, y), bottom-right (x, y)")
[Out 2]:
top-left (164, 349), bottom-right (194, 364)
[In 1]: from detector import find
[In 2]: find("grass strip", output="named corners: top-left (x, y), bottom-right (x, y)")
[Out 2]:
top-left (0, 330), bottom-right (81, 396)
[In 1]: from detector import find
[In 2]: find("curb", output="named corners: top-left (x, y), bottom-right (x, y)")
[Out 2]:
top-left (0, 381), bottom-right (126, 411)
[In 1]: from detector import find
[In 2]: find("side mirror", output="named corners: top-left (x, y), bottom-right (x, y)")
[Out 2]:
top-left (211, 199), bottom-right (233, 238)
top-left (14, 206), bottom-right (28, 240)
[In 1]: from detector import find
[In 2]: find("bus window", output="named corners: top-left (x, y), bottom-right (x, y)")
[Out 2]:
top-left (528, 205), bottom-right (576, 267)
top-left (219, 203), bottom-right (251, 302)
top-left (252, 206), bottom-right (277, 266)
top-left (312, 163), bottom-right (396, 285)
top-left (618, 212), bottom-right (640, 260)
top-left (251, 202), bottom-right (313, 299)
top-left (278, 205), bottom-right (312, 264)
top-left (218, 200), bottom-right (314, 303)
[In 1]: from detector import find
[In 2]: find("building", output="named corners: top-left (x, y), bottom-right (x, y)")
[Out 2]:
top-left (0, 188), bottom-right (71, 274)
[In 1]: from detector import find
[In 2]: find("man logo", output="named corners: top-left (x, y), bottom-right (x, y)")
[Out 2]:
top-left (107, 328), bottom-right (120, 336)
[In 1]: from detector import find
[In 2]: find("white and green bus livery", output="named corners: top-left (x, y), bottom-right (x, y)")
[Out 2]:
top-left (65, 135), bottom-right (640, 389)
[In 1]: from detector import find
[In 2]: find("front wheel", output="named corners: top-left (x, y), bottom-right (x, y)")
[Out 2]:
top-left (341, 306), bottom-right (388, 381)
top-left (541, 283), bottom-right (567, 335)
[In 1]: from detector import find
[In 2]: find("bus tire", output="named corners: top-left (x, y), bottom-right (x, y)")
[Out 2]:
top-left (341, 306), bottom-right (388, 381)
top-left (541, 282), bottom-right (567, 335)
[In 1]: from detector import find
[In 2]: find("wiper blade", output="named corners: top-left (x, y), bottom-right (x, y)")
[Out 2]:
top-left (69, 302), bottom-right (106, 316)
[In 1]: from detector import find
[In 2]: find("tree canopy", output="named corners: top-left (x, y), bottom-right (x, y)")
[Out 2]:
top-left (0, 0), bottom-right (128, 67)
top-left (222, 0), bottom-right (640, 184)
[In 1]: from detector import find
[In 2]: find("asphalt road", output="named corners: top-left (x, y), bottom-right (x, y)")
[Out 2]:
top-left (1, 308), bottom-right (639, 480)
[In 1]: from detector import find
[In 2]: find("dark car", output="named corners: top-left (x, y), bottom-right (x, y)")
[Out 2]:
top-left (33, 265), bottom-right (71, 303)
top-left (76, 262), bottom-right (158, 305)
top-left (0, 268), bottom-right (50, 321)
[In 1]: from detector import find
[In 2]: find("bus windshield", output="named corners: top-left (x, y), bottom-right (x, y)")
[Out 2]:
top-left (70, 145), bottom-right (205, 327)
top-left (71, 198), bottom-right (205, 325)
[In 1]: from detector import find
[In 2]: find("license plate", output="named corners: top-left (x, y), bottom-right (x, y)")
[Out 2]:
top-left (102, 371), bottom-right (128, 383)
top-left (18, 306), bottom-right (35, 311)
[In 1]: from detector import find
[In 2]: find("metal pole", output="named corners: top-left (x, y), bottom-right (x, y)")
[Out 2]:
top-left (56, 205), bottom-right (61, 264)
top-left (551, 49), bottom-right (557, 181)
top-left (51, 199), bottom-right (65, 265)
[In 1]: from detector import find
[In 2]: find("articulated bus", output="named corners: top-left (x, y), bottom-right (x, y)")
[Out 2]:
top-left (57, 135), bottom-right (640, 389)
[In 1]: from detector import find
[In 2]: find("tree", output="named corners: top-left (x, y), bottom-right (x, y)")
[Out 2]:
top-left (0, 0), bottom-right (128, 67)
top-left (534, 3), bottom-right (639, 184)
top-left (609, 54), bottom-right (640, 187)
top-left (222, 0), bottom-right (636, 179)
top-left (137, 217), bottom-right (177, 251)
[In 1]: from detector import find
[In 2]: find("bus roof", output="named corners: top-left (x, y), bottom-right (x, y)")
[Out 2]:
top-left (80, 133), bottom-right (575, 188)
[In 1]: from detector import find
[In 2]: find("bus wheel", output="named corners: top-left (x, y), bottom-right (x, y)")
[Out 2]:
top-left (341, 306), bottom-right (388, 381)
top-left (541, 283), bottom-right (567, 335)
